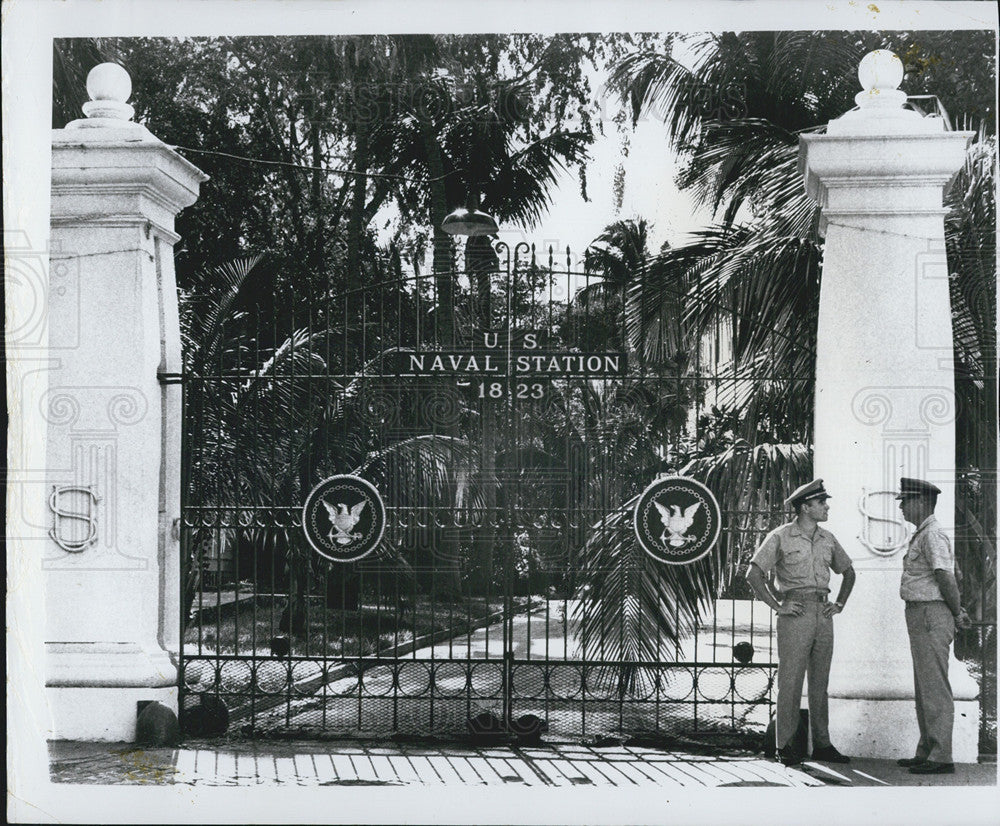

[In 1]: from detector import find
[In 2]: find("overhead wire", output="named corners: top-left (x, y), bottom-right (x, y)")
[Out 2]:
top-left (168, 144), bottom-right (457, 184)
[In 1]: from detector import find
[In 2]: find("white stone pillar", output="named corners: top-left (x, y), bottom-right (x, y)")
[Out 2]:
top-left (46, 64), bottom-right (207, 740)
top-left (799, 51), bottom-right (979, 761)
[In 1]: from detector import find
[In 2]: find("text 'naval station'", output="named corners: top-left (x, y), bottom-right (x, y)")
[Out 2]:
top-left (401, 351), bottom-right (626, 376)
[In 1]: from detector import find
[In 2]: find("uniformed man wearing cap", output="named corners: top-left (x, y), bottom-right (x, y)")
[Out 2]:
top-left (746, 479), bottom-right (856, 766)
top-left (895, 477), bottom-right (970, 775)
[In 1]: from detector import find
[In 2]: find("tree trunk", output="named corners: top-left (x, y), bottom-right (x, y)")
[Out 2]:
top-left (308, 115), bottom-right (327, 278)
top-left (346, 119), bottom-right (370, 287)
top-left (467, 234), bottom-right (500, 594)
top-left (324, 566), bottom-right (360, 610)
top-left (420, 128), bottom-right (454, 344)
top-left (280, 562), bottom-right (310, 634)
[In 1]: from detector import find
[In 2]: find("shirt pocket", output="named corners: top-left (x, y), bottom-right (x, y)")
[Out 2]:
top-left (781, 547), bottom-right (810, 577)
top-left (902, 545), bottom-right (923, 572)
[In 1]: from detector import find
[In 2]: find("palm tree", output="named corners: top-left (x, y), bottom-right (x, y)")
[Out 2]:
top-left (598, 31), bottom-right (995, 679)
top-left (565, 373), bottom-right (716, 667)
top-left (374, 45), bottom-right (596, 590)
top-left (608, 33), bottom-right (850, 437)
top-left (180, 255), bottom-right (322, 622)
top-left (610, 31), bottom-right (994, 440)
top-left (155, 35), bottom-right (625, 644)
top-left (945, 132), bottom-right (997, 636)
top-left (585, 217), bottom-right (651, 279)
top-left (578, 218), bottom-right (664, 356)
top-left (180, 255), bottom-right (494, 629)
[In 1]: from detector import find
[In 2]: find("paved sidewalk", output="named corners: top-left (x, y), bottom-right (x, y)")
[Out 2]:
top-left (49, 740), bottom-right (996, 788)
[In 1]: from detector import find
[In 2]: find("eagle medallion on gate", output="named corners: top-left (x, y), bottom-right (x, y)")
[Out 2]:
top-left (634, 476), bottom-right (721, 564)
top-left (302, 475), bottom-right (386, 562)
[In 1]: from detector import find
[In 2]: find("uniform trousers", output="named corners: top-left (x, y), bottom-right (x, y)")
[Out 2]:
top-left (775, 599), bottom-right (834, 751)
top-left (904, 600), bottom-right (955, 763)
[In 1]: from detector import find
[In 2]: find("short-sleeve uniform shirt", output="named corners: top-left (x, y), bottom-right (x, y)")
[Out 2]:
top-left (900, 515), bottom-right (954, 602)
top-left (751, 521), bottom-right (853, 594)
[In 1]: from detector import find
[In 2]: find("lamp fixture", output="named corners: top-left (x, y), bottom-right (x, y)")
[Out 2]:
top-left (441, 207), bottom-right (499, 237)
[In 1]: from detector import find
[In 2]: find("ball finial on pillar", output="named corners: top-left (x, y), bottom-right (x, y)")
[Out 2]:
top-left (855, 50), bottom-right (907, 110)
top-left (72, 62), bottom-right (138, 126)
top-left (86, 63), bottom-right (132, 104)
top-left (858, 50), bottom-right (904, 92)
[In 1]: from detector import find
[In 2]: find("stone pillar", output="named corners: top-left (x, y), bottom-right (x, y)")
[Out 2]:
top-left (46, 64), bottom-right (207, 740)
top-left (799, 51), bottom-right (978, 761)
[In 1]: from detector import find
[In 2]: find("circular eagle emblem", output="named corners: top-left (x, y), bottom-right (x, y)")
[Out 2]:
top-left (302, 475), bottom-right (386, 562)
top-left (634, 476), bottom-right (721, 564)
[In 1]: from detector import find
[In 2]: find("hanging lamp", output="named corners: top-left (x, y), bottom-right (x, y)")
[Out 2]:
top-left (441, 206), bottom-right (499, 237)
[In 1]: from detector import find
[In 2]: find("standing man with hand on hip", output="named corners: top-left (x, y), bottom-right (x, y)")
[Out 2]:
top-left (746, 479), bottom-right (857, 766)
top-left (896, 477), bottom-right (970, 775)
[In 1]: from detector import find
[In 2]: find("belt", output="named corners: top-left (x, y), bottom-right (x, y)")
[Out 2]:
top-left (782, 590), bottom-right (829, 603)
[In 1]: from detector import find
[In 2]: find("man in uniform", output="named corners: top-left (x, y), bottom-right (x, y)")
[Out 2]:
top-left (895, 477), bottom-right (970, 775)
top-left (746, 479), bottom-right (856, 765)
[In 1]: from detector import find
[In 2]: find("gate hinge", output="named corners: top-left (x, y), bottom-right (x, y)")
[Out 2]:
top-left (158, 371), bottom-right (185, 385)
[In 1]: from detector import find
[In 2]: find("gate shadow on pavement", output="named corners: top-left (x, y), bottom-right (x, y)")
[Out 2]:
top-left (48, 740), bottom-right (997, 788)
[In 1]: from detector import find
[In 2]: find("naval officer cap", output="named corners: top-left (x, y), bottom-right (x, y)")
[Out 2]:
top-left (784, 479), bottom-right (831, 509)
top-left (895, 477), bottom-right (942, 499)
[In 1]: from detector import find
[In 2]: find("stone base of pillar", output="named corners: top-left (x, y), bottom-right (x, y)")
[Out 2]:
top-left (47, 685), bottom-right (179, 741)
top-left (46, 641), bottom-right (179, 741)
top-left (827, 697), bottom-right (980, 762)
top-left (46, 641), bottom-right (177, 687)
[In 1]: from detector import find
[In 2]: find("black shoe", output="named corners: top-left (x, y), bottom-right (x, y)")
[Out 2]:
top-left (778, 746), bottom-right (803, 766)
top-left (811, 745), bottom-right (850, 764)
top-left (909, 761), bottom-right (955, 775)
top-left (897, 757), bottom-right (926, 768)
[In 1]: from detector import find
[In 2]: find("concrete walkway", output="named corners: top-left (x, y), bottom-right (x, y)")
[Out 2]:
top-left (49, 739), bottom-right (996, 788)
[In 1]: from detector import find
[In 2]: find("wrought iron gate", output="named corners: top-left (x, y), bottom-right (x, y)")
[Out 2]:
top-left (179, 242), bottom-right (804, 741)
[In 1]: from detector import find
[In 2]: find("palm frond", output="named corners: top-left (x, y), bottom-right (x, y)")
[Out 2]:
top-left (682, 442), bottom-right (812, 595)
top-left (573, 495), bottom-right (717, 664)
top-left (360, 434), bottom-right (486, 512)
top-left (483, 130), bottom-right (592, 227)
top-left (184, 255), bottom-right (266, 371)
top-left (945, 133), bottom-right (996, 382)
top-left (679, 120), bottom-right (815, 231)
top-left (606, 38), bottom-right (717, 146)
top-left (625, 222), bottom-right (819, 436)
